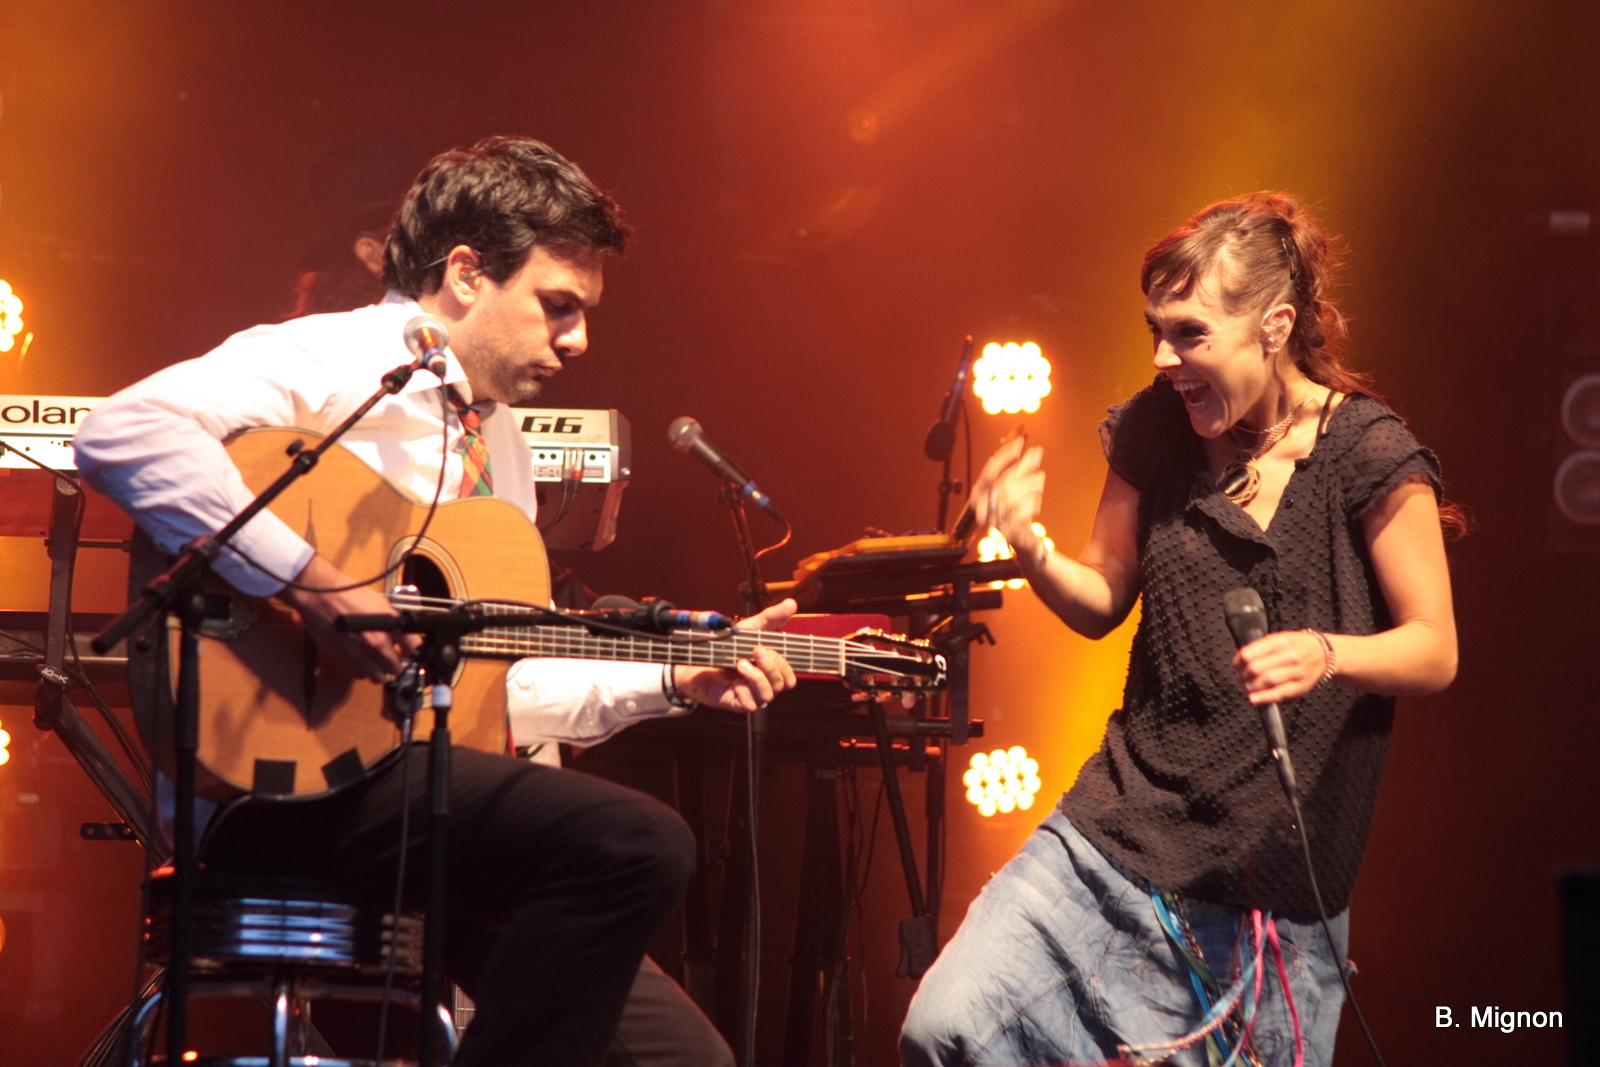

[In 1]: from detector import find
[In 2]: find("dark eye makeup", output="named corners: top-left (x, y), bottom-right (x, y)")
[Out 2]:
top-left (1145, 317), bottom-right (1210, 342)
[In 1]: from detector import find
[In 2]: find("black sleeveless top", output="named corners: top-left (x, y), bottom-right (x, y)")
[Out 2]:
top-left (1059, 377), bottom-right (1441, 919)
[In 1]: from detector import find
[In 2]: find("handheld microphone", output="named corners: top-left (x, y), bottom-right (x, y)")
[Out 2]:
top-left (923, 335), bottom-right (976, 462)
top-left (1221, 587), bottom-right (1299, 801)
top-left (403, 315), bottom-right (451, 379)
top-left (589, 595), bottom-right (735, 634)
top-left (667, 417), bottom-right (786, 523)
top-left (1222, 591), bottom-right (1390, 1067)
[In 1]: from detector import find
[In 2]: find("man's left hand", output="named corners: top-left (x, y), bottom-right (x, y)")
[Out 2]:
top-left (675, 598), bottom-right (800, 713)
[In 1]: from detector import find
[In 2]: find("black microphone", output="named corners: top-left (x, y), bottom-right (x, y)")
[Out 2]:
top-left (923, 335), bottom-right (977, 462)
top-left (667, 417), bottom-right (786, 523)
top-left (404, 315), bottom-right (451, 379)
top-left (336, 613), bottom-right (411, 633)
top-left (1221, 587), bottom-right (1299, 801)
top-left (588, 594), bottom-right (734, 634)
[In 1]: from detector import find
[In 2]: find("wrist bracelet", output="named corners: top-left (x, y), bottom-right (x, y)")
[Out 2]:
top-left (1302, 629), bottom-right (1337, 686)
top-left (663, 664), bottom-right (694, 709)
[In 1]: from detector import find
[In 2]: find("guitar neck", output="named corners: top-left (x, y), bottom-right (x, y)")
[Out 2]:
top-left (460, 623), bottom-right (848, 677)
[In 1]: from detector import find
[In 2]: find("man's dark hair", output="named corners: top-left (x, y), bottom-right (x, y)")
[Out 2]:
top-left (383, 136), bottom-right (630, 297)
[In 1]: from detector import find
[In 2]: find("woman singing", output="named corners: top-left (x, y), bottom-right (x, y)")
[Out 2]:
top-left (900, 192), bottom-right (1457, 1067)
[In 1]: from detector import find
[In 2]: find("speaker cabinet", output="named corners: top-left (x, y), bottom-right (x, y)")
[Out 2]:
top-left (1547, 271), bottom-right (1600, 551)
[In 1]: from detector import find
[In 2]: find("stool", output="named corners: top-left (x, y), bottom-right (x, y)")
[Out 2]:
top-left (127, 867), bottom-right (453, 1067)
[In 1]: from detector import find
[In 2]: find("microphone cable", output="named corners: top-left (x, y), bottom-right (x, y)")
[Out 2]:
top-left (1278, 763), bottom-right (1387, 1067)
top-left (230, 391), bottom-right (454, 594)
top-left (373, 716), bottom-right (419, 1066)
top-left (754, 520), bottom-right (792, 561)
top-left (1223, 588), bottom-right (1387, 1067)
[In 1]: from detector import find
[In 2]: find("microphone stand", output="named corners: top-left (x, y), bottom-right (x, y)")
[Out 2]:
top-left (335, 603), bottom-right (586, 1064)
top-left (926, 336), bottom-right (974, 535)
top-left (91, 355), bottom-right (439, 1067)
top-left (406, 616), bottom-right (463, 1067)
top-left (716, 479), bottom-right (769, 1066)
top-left (721, 482), bottom-right (771, 618)
top-left (934, 450), bottom-right (960, 536)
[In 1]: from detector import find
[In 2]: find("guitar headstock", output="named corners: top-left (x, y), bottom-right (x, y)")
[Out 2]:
top-left (839, 629), bottom-right (948, 694)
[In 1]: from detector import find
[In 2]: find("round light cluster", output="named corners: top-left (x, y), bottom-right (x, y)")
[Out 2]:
top-left (0, 281), bottom-right (23, 354)
top-left (963, 746), bottom-right (1041, 817)
top-left (973, 341), bottom-right (1051, 415)
top-left (0, 714), bottom-right (11, 767)
top-left (977, 523), bottom-right (1053, 589)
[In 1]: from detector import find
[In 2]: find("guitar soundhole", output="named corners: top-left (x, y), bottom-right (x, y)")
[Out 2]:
top-left (402, 555), bottom-right (452, 601)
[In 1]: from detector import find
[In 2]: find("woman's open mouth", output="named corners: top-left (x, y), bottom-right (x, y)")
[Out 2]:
top-left (1170, 378), bottom-right (1210, 411)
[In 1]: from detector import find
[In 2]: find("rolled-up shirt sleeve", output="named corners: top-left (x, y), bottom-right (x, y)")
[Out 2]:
top-left (505, 658), bottom-right (688, 756)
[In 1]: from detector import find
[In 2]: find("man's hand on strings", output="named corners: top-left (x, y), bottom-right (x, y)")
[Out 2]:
top-left (676, 598), bottom-right (799, 712)
top-left (277, 553), bottom-right (419, 683)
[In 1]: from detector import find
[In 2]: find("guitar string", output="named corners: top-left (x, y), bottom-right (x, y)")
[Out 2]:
top-left (461, 634), bottom-right (842, 674)
top-left (385, 593), bottom-right (939, 681)
top-left (384, 595), bottom-right (936, 685)
top-left (461, 629), bottom-right (865, 676)
top-left (393, 594), bottom-right (915, 670)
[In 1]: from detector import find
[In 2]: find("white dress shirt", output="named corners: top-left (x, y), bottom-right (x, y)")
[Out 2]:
top-left (74, 294), bottom-right (684, 760)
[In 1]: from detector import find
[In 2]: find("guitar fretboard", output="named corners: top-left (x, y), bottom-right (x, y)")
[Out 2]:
top-left (389, 596), bottom-right (941, 685)
top-left (462, 625), bottom-right (848, 675)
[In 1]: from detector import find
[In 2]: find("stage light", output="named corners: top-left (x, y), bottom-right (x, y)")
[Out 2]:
top-left (0, 280), bottom-right (23, 354)
top-left (973, 342), bottom-right (1051, 415)
top-left (0, 715), bottom-right (11, 767)
top-left (962, 745), bottom-right (1041, 817)
top-left (978, 522), bottom-right (1054, 589)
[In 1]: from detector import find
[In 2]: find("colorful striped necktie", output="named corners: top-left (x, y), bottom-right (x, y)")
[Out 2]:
top-left (447, 387), bottom-right (495, 498)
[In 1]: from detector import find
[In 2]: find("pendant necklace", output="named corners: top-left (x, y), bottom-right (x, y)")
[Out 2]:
top-left (1217, 389), bottom-right (1316, 505)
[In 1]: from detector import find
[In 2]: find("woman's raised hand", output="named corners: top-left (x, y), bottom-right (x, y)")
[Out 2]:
top-left (971, 436), bottom-right (1047, 547)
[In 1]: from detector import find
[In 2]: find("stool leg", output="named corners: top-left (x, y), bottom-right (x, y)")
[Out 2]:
top-left (289, 995), bottom-right (310, 1059)
top-left (436, 1002), bottom-right (460, 1063)
top-left (270, 968), bottom-right (291, 1067)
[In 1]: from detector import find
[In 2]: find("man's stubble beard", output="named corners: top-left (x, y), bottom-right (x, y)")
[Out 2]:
top-left (500, 374), bottom-right (544, 407)
top-left (468, 343), bottom-right (545, 407)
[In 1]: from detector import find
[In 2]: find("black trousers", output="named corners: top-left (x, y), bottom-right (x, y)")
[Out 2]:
top-left (610, 957), bottom-right (734, 1067)
top-left (203, 744), bottom-right (696, 1067)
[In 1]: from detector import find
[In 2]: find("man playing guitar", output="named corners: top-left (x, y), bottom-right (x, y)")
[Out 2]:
top-left (74, 135), bottom-right (796, 1067)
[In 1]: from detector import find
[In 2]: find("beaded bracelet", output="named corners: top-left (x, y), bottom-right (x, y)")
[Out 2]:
top-left (663, 663), bottom-right (695, 709)
top-left (1301, 628), bottom-right (1338, 686)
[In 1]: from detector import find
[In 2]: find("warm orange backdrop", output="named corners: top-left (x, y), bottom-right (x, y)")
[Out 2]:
top-left (1, 1), bottom-right (1596, 1064)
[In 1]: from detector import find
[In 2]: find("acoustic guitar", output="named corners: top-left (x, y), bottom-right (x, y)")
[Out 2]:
top-left (164, 428), bottom-right (945, 801)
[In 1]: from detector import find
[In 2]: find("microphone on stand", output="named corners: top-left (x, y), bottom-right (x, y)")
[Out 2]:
top-left (588, 594), bottom-right (735, 634)
top-left (1221, 587), bottom-right (1299, 802)
top-left (404, 315), bottom-right (451, 379)
top-left (923, 335), bottom-right (976, 462)
top-left (667, 417), bottom-right (786, 523)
